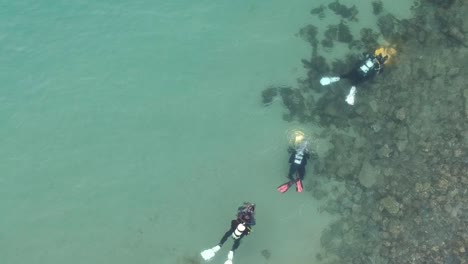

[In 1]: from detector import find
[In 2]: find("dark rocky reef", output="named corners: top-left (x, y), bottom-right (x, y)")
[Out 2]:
top-left (299, 24), bottom-right (319, 53)
top-left (330, 53), bottom-right (360, 79)
top-left (301, 55), bottom-right (330, 81)
top-left (312, 1), bottom-right (468, 261)
top-left (260, 0), bottom-right (468, 263)
top-left (324, 21), bottom-right (354, 44)
top-left (328, 0), bottom-right (359, 21)
top-left (310, 4), bottom-right (326, 20)
top-left (372, 0), bottom-right (383, 15)
top-left (261, 86), bottom-right (278, 105)
top-left (377, 14), bottom-right (398, 42)
top-left (278, 86), bottom-right (313, 123)
top-left (424, 0), bottom-right (456, 8)
top-left (360, 28), bottom-right (380, 51)
top-left (260, 84), bottom-right (316, 123)
top-left (321, 37), bottom-right (334, 49)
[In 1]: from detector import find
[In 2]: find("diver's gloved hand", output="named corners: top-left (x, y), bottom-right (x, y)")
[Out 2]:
top-left (224, 251), bottom-right (234, 264)
top-left (200, 245), bottom-right (221, 261)
top-left (320, 76), bottom-right (340, 86)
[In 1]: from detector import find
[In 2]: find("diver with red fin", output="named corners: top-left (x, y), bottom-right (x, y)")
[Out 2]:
top-left (277, 140), bottom-right (310, 193)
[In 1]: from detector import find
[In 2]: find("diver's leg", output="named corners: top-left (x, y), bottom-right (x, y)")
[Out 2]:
top-left (341, 69), bottom-right (363, 85)
top-left (231, 234), bottom-right (245, 252)
top-left (340, 71), bottom-right (352, 79)
top-left (298, 167), bottom-right (306, 180)
top-left (218, 226), bottom-right (235, 246)
top-left (288, 165), bottom-right (297, 181)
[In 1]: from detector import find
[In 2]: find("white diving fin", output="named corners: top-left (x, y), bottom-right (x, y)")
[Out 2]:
top-left (345, 86), bottom-right (356, 105)
top-left (320, 76), bottom-right (340, 86)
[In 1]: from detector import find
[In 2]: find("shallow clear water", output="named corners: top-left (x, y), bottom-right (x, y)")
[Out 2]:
top-left (0, 1), bottom-right (414, 263)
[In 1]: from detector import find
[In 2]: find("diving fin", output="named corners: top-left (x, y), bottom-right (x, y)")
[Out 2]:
top-left (295, 179), bottom-right (303, 193)
top-left (277, 181), bottom-right (293, 193)
top-left (345, 86), bottom-right (356, 105)
top-left (320, 76), bottom-right (340, 86)
top-left (200, 245), bottom-right (221, 261)
top-left (224, 251), bottom-right (234, 264)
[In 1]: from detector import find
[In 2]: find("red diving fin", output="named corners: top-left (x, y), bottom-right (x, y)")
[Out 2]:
top-left (277, 181), bottom-right (293, 193)
top-left (295, 178), bottom-right (303, 193)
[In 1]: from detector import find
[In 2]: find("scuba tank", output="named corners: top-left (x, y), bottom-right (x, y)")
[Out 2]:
top-left (231, 223), bottom-right (246, 239)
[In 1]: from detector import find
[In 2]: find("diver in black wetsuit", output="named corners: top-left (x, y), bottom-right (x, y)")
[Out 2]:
top-left (340, 52), bottom-right (388, 85)
top-left (200, 202), bottom-right (256, 264)
top-left (287, 146), bottom-right (310, 181)
top-left (218, 203), bottom-right (256, 250)
top-left (277, 140), bottom-right (311, 193)
top-left (320, 52), bottom-right (388, 105)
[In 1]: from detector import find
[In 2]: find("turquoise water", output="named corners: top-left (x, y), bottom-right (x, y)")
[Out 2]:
top-left (0, 1), bottom-right (413, 263)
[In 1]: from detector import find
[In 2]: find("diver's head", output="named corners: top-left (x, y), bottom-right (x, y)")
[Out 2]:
top-left (243, 202), bottom-right (255, 213)
top-left (239, 210), bottom-right (256, 225)
top-left (376, 53), bottom-right (388, 64)
top-left (248, 203), bottom-right (255, 213)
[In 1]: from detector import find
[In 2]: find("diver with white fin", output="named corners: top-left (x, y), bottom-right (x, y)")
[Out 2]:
top-left (320, 52), bottom-right (388, 105)
top-left (200, 202), bottom-right (256, 264)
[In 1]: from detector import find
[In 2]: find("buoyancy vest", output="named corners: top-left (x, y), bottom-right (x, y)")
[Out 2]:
top-left (294, 152), bottom-right (304, 164)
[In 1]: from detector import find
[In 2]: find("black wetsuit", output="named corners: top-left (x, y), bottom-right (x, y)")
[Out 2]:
top-left (288, 150), bottom-right (310, 181)
top-left (340, 53), bottom-right (386, 86)
top-left (218, 217), bottom-right (255, 252)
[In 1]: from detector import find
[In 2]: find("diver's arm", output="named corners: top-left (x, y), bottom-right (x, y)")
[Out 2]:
top-left (244, 225), bottom-right (252, 235)
top-left (245, 219), bottom-right (255, 234)
top-left (288, 152), bottom-right (295, 163)
top-left (251, 217), bottom-right (256, 226)
top-left (377, 64), bottom-right (384, 74)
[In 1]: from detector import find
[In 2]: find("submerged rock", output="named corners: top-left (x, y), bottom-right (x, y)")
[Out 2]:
top-left (381, 196), bottom-right (400, 215)
top-left (299, 24), bottom-right (319, 47)
top-left (395, 107), bottom-right (407, 121)
top-left (372, 1), bottom-right (383, 15)
top-left (310, 5), bottom-right (326, 19)
top-left (328, 1), bottom-right (358, 21)
top-left (377, 144), bottom-right (393, 158)
top-left (260, 249), bottom-right (271, 260)
top-left (377, 14), bottom-right (396, 41)
top-left (324, 21), bottom-right (354, 43)
top-left (358, 160), bottom-right (379, 188)
top-left (261, 86), bottom-right (278, 105)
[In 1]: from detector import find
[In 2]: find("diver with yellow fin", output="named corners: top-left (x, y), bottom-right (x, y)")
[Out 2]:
top-left (200, 202), bottom-right (256, 264)
top-left (278, 131), bottom-right (311, 193)
top-left (320, 48), bottom-right (394, 105)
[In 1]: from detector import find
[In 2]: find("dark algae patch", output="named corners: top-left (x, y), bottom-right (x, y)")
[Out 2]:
top-left (328, 0), bottom-right (358, 21)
